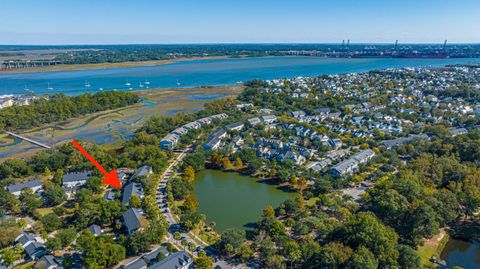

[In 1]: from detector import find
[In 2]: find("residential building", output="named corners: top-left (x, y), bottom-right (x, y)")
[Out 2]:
top-left (16, 232), bottom-right (46, 260)
top-left (450, 127), bottom-right (468, 137)
top-left (261, 115), bottom-right (277, 123)
top-left (123, 208), bottom-right (143, 234)
top-left (35, 255), bottom-right (63, 269)
top-left (203, 129), bottom-right (227, 151)
top-left (247, 117), bottom-right (262, 126)
top-left (149, 251), bottom-right (192, 269)
top-left (133, 165), bottom-right (153, 178)
top-left (88, 224), bottom-right (102, 236)
top-left (121, 258), bottom-right (147, 269)
top-left (7, 179), bottom-right (43, 197)
top-left (225, 122), bottom-right (244, 131)
top-left (122, 182), bottom-right (144, 207)
top-left (62, 172), bottom-right (90, 199)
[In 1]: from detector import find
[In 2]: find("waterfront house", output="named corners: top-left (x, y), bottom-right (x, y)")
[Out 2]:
top-left (203, 129), bottom-right (227, 151)
top-left (7, 179), bottom-right (43, 197)
top-left (149, 251), bottom-right (192, 269)
top-left (122, 182), bottom-right (144, 207)
top-left (123, 208), bottom-right (144, 234)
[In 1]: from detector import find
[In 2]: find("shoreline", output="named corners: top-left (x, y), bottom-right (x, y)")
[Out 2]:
top-left (0, 55), bottom-right (232, 74)
top-left (0, 85), bottom-right (243, 160)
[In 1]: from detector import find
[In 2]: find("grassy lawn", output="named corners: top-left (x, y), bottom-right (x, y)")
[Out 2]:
top-left (417, 229), bottom-right (449, 268)
top-left (35, 207), bottom-right (54, 217)
top-left (305, 197), bottom-right (320, 207)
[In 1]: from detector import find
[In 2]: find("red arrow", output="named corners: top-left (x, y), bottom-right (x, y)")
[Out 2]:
top-left (70, 140), bottom-right (122, 189)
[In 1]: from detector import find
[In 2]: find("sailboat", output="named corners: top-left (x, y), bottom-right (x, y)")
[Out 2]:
top-left (47, 83), bottom-right (53, 90)
top-left (139, 81), bottom-right (144, 88)
top-left (144, 79), bottom-right (150, 85)
top-left (125, 79), bottom-right (131, 87)
top-left (176, 80), bottom-right (181, 86)
top-left (24, 85), bottom-right (34, 93)
top-left (84, 81), bottom-right (91, 88)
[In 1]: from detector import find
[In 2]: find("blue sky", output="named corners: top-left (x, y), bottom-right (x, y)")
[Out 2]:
top-left (0, 0), bottom-right (479, 44)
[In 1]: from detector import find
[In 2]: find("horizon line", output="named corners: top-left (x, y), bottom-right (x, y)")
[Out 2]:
top-left (1, 42), bottom-right (480, 47)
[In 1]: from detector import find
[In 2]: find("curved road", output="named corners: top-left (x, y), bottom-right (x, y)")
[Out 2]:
top-left (156, 149), bottom-right (208, 257)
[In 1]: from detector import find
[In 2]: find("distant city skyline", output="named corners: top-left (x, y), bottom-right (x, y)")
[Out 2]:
top-left (0, 0), bottom-right (479, 45)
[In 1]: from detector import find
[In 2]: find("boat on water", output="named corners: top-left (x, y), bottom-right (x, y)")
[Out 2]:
top-left (84, 81), bottom-right (91, 88)
top-left (24, 85), bottom-right (33, 93)
top-left (139, 81), bottom-right (144, 88)
top-left (47, 83), bottom-right (53, 90)
top-left (144, 80), bottom-right (150, 85)
top-left (176, 80), bottom-right (181, 86)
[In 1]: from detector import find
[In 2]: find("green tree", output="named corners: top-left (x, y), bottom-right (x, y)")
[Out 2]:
top-left (397, 244), bottom-right (421, 269)
top-left (221, 228), bottom-right (246, 250)
top-left (44, 185), bottom-right (66, 206)
top-left (195, 250), bottom-right (213, 269)
top-left (338, 212), bottom-right (399, 267)
top-left (19, 188), bottom-right (42, 215)
top-left (347, 246), bottom-right (378, 269)
top-left (184, 193), bottom-right (199, 213)
top-left (283, 240), bottom-right (302, 268)
top-left (130, 195), bottom-right (142, 208)
top-left (41, 213), bottom-right (63, 233)
top-left (46, 237), bottom-right (62, 252)
top-left (0, 245), bottom-right (23, 266)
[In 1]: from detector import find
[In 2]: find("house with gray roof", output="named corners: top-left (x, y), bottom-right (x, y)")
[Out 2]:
top-left (62, 172), bottom-right (90, 199)
top-left (121, 258), bottom-right (147, 269)
top-left (261, 115), bottom-right (277, 123)
top-left (331, 149), bottom-right (375, 177)
top-left (88, 224), bottom-right (102, 236)
top-left (123, 208), bottom-right (143, 234)
top-left (142, 248), bottom-right (169, 265)
top-left (122, 182), bottom-right (144, 207)
top-left (203, 129), bottom-right (227, 151)
top-left (7, 179), bottom-right (43, 197)
top-left (35, 255), bottom-right (63, 269)
top-left (149, 251), bottom-right (192, 269)
top-left (24, 241), bottom-right (46, 260)
top-left (16, 231), bottom-right (36, 247)
top-left (225, 122), bottom-right (245, 131)
top-left (449, 127), bottom-right (468, 137)
top-left (133, 165), bottom-right (153, 178)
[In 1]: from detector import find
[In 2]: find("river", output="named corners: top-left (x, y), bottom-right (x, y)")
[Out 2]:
top-left (2, 56), bottom-right (480, 95)
top-left (194, 169), bottom-right (295, 232)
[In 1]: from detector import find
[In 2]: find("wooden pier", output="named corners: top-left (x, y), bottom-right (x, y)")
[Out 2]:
top-left (6, 132), bottom-right (52, 149)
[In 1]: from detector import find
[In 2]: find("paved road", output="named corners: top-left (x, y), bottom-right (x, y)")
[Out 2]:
top-left (156, 149), bottom-right (207, 257)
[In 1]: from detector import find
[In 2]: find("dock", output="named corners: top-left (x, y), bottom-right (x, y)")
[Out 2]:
top-left (6, 132), bottom-right (52, 149)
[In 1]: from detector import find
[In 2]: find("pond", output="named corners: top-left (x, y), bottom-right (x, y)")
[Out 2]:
top-left (194, 169), bottom-right (295, 232)
top-left (440, 239), bottom-right (480, 268)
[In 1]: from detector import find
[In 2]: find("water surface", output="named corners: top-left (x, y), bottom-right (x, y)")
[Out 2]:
top-left (194, 169), bottom-right (294, 232)
top-left (2, 56), bottom-right (480, 95)
top-left (440, 239), bottom-right (480, 268)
